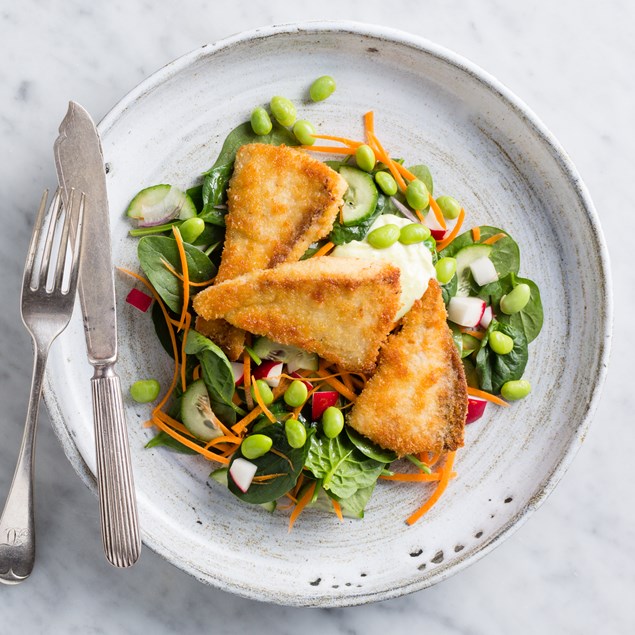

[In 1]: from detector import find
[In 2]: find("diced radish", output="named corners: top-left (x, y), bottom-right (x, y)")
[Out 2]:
top-left (290, 371), bottom-right (314, 391)
top-left (480, 305), bottom-right (494, 329)
top-left (230, 362), bottom-right (244, 386)
top-left (469, 256), bottom-right (498, 286)
top-left (427, 214), bottom-right (457, 241)
top-left (126, 288), bottom-right (153, 313)
top-left (312, 391), bottom-right (339, 420)
top-left (229, 458), bottom-right (258, 493)
top-left (466, 397), bottom-right (487, 424)
top-left (252, 361), bottom-right (284, 388)
top-left (447, 297), bottom-right (486, 327)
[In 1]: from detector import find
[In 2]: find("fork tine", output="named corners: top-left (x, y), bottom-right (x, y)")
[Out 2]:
top-left (38, 188), bottom-right (64, 290)
top-left (65, 191), bottom-right (86, 296)
top-left (22, 190), bottom-right (49, 290)
top-left (53, 189), bottom-right (76, 291)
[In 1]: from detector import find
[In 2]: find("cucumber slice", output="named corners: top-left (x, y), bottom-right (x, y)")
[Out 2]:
top-left (181, 379), bottom-right (223, 442)
top-left (127, 184), bottom-right (197, 225)
top-left (339, 166), bottom-right (379, 226)
top-left (251, 336), bottom-right (318, 372)
top-left (454, 244), bottom-right (493, 297)
top-left (210, 468), bottom-right (277, 512)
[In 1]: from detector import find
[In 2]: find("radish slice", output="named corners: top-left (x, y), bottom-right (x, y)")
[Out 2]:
top-left (469, 256), bottom-right (498, 286)
top-left (126, 288), bottom-right (153, 313)
top-left (230, 362), bottom-right (244, 386)
top-left (480, 306), bottom-right (494, 329)
top-left (290, 371), bottom-right (314, 391)
top-left (252, 361), bottom-right (284, 388)
top-left (466, 397), bottom-right (487, 424)
top-left (312, 391), bottom-right (339, 420)
top-left (427, 214), bottom-right (457, 241)
top-left (448, 297), bottom-right (486, 327)
top-left (229, 458), bottom-right (258, 493)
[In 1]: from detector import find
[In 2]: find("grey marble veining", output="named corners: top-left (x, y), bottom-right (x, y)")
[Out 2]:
top-left (0, 1), bottom-right (633, 633)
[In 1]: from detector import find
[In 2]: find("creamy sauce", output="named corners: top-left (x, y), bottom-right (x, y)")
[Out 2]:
top-left (332, 214), bottom-right (436, 319)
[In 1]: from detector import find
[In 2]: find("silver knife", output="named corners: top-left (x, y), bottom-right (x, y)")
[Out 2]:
top-left (54, 102), bottom-right (141, 567)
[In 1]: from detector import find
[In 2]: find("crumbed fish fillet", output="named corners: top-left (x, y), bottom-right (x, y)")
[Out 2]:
top-left (196, 143), bottom-right (348, 359)
top-left (347, 280), bottom-right (467, 456)
top-left (193, 257), bottom-right (401, 373)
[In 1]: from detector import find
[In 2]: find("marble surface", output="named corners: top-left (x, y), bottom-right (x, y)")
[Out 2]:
top-left (0, 0), bottom-right (633, 633)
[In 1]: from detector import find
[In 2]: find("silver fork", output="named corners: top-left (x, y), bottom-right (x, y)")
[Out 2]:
top-left (0, 188), bottom-right (84, 585)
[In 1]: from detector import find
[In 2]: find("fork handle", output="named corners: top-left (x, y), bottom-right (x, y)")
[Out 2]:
top-left (91, 365), bottom-right (141, 568)
top-left (0, 344), bottom-right (48, 584)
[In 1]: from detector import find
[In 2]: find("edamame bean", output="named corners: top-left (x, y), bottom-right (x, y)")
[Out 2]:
top-left (179, 217), bottom-right (205, 244)
top-left (355, 144), bottom-right (376, 172)
top-left (250, 107), bottom-right (273, 135)
top-left (435, 257), bottom-right (457, 284)
top-left (129, 379), bottom-right (161, 403)
top-left (500, 283), bottom-right (531, 315)
top-left (399, 223), bottom-right (431, 245)
top-left (285, 418), bottom-right (307, 449)
top-left (309, 75), bottom-right (336, 102)
top-left (284, 380), bottom-right (308, 408)
top-left (251, 379), bottom-right (274, 406)
top-left (367, 224), bottom-right (400, 249)
top-left (270, 96), bottom-right (296, 126)
top-left (436, 195), bottom-right (461, 220)
top-left (322, 406), bottom-right (344, 438)
top-left (293, 120), bottom-right (316, 145)
top-left (375, 171), bottom-right (398, 196)
top-left (501, 379), bottom-right (532, 401)
top-left (405, 179), bottom-right (430, 211)
top-left (241, 434), bottom-right (273, 459)
top-left (489, 331), bottom-right (514, 355)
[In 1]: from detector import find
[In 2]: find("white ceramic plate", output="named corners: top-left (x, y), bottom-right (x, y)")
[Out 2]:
top-left (44, 22), bottom-right (611, 606)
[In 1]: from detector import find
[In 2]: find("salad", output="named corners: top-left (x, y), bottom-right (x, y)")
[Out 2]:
top-left (121, 76), bottom-right (543, 527)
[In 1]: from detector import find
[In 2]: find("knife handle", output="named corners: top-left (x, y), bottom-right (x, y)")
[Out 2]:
top-left (91, 365), bottom-right (141, 567)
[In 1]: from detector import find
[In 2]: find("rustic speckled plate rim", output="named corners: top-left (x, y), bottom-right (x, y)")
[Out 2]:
top-left (43, 21), bottom-right (612, 606)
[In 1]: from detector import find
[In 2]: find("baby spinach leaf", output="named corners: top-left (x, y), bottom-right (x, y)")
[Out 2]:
top-left (305, 433), bottom-right (385, 500)
top-left (186, 184), bottom-right (204, 212)
top-left (346, 427), bottom-right (397, 463)
top-left (406, 164), bottom-right (434, 197)
top-left (228, 425), bottom-right (313, 504)
top-left (441, 273), bottom-right (458, 305)
top-left (329, 193), bottom-right (387, 245)
top-left (137, 236), bottom-right (216, 313)
top-left (475, 320), bottom-right (528, 394)
top-left (309, 484), bottom-right (376, 519)
top-left (145, 430), bottom-right (198, 454)
top-left (201, 121), bottom-right (298, 217)
top-left (185, 330), bottom-right (239, 425)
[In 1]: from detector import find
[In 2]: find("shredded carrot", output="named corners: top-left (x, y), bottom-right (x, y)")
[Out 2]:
top-left (315, 368), bottom-right (358, 402)
top-left (336, 366), bottom-right (354, 392)
top-left (250, 379), bottom-right (276, 423)
top-left (193, 365), bottom-right (201, 381)
top-left (160, 258), bottom-right (215, 287)
top-left (312, 241), bottom-right (335, 258)
top-left (436, 207), bottom-right (465, 251)
top-left (415, 209), bottom-right (425, 223)
top-left (291, 473), bottom-right (305, 499)
top-left (153, 410), bottom-right (196, 439)
top-left (406, 451), bottom-right (456, 525)
top-left (289, 481), bottom-right (317, 532)
top-left (204, 434), bottom-right (242, 449)
top-left (331, 498), bottom-right (344, 522)
top-left (151, 414), bottom-right (229, 464)
top-left (231, 407), bottom-right (262, 434)
top-left (251, 473), bottom-right (286, 483)
top-left (364, 111), bottom-right (375, 137)
top-left (301, 145), bottom-right (355, 155)
top-left (429, 195), bottom-right (447, 231)
top-left (118, 268), bottom-right (180, 415)
top-left (467, 386), bottom-right (509, 407)
top-left (426, 452), bottom-right (441, 467)
top-left (312, 134), bottom-right (362, 148)
top-left (391, 162), bottom-right (416, 182)
top-left (180, 312), bottom-right (191, 391)
top-left (367, 131), bottom-right (407, 191)
top-left (482, 232), bottom-right (507, 245)
top-left (472, 226), bottom-right (481, 242)
top-left (462, 329), bottom-right (485, 340)
top-left (172, 226), bottom-right (189, 331)
top-left (381, 471), bottom-right (457, 483)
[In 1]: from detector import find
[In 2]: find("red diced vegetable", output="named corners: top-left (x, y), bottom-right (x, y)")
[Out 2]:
top-left (312, 391), bottom-right (339, 420)
top-left (126, 288), bottom-right (153, 312)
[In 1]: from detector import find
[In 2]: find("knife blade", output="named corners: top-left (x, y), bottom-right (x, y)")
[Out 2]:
top-left (54, 101), bottom-right (141, 568)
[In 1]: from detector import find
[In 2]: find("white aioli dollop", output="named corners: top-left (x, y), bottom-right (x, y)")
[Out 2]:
top-left (332, 214), bottom-right (436, 320)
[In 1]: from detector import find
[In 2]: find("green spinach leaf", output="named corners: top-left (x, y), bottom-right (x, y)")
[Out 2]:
top-left (305, 433), bottom-right (385, 499)
top-left (185, 330), bottom-right (240, 425)
top-left (345, 427), bottom-right (397, 462)
top-left (145, 430), bottom-right (197, 454)
top-left (309, 484), bottom-right (376, 519)
top-left (475, 320), bottom-right (528, 394)
top-left (137, 236), bottom-right (216, 313)
top-left (228, 424), bottom-right (313, 504)
top-left (406, 164), bottom-right (434, 197)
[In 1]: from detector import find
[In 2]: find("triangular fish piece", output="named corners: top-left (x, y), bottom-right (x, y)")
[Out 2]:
top-left (192, 257), bottom-right (401, 373)
top-left (347, 280), bottom-right (467, 456)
